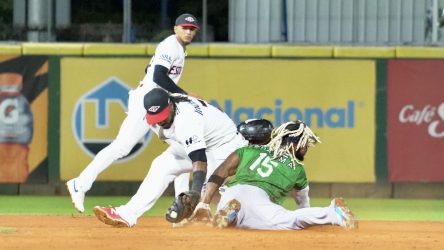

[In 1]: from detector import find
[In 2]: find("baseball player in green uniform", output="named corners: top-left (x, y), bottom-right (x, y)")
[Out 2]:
top-left (191, 120), bottom-right (357, 230)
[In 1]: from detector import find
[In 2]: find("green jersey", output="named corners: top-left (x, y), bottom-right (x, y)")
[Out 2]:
top-left (226, 145), bottom-right (308, 204)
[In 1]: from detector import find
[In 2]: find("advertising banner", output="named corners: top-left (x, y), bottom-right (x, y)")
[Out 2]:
top-left (388, 60), bottom-right (444, 182)
top-left (60, 58), bottom-right (376, 183)
top-left (0, 56), bottom-right (48, 183)
top-left (60, 58), bottom-right (167, 181)
top-left (183, 59), bottom-right (376, 182)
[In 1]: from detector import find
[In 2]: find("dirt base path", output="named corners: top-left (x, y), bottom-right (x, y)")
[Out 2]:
top-left (1, 215), bottom-right (443, 250)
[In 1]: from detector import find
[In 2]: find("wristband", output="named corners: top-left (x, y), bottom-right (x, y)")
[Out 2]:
top-left (208, 174), bottom-right (225, 186)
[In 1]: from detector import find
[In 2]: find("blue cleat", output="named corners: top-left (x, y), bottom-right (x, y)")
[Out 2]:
top-left (332, 197), bottom-right (358, 230)
top-left (213, 199), bottom-right (241, 228)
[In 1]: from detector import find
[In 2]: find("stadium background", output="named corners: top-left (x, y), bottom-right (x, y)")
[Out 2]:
top-left (0, 44), bottom-right (443, 199)
top-left (1, 1), bottom-right (444, 249)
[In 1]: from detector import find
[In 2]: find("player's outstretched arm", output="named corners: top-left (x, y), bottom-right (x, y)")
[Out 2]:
top-left (201, 152), bottom-right (240, 204)
top-left (153, 65), bottom-right (187, 94)
top-left (166, 149), bottom-right (208, 223)
top-left (189, 152), bottom-right (240, 223)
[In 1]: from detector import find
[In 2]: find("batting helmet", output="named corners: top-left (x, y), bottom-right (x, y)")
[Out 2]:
top-left (237, 119), bottom-right (274, 145)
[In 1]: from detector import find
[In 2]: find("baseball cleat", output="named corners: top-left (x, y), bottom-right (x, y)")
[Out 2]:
top-left (213, 199), bottom-right (241, 228)
top-left (93, 206), bottom-right (130, 228)
top-left (66, 178), bottom-right (85, 213)
top-left (331, 197), bottom-right (358, 230)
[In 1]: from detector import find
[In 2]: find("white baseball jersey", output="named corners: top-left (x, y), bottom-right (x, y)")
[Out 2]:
top-left (74, 34), bottom-right (188, 195)
top-left (218, 184), bottom-right (343, 230)
top-left (114, 95), bottom-right (249, 227)
top-left (151, 95), bottom-right (240, 155)
top-left (139, 35), bottom-right (186, 93)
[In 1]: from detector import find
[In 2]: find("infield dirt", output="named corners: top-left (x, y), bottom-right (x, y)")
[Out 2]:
top-left (1, 215), bottom-right (443, 250)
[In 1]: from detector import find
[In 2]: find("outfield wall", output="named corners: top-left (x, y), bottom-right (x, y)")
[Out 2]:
top-left (0, 43), bottom-right (443, 198)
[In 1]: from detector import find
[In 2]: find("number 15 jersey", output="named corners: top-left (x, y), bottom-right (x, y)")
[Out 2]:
top-left (226, 146), bottom-right (308, 204)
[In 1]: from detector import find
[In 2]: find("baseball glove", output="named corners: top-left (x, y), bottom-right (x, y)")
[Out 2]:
top-left (166, 191), bottom-right (200, 223)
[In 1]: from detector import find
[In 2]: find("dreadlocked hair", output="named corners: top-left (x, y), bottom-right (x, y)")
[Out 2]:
top-left (170, 95), bottom-right (191, 103)
top-left (169, 94), bottom-right (193, 113)
top-left (266, 120), bottom-right (321, 166)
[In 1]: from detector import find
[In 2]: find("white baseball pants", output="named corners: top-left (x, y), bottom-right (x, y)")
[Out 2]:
top-left (218, 184), bottom-right (340, 230)
top-left (116, 133), bottom-right (248, 227)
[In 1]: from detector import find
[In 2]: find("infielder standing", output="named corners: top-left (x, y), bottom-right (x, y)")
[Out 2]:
top-left (93, 88), bottom-right (248, 227)
top-left (191, 120), bottom-right (358, 230)
top-left (66, 14), bottom-right (200, 213)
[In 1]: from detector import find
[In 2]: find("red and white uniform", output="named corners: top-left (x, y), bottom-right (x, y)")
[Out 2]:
top-left (115, 95), bottom-right (248, 227)
top-left (74, 35), bottom-right (189, 196)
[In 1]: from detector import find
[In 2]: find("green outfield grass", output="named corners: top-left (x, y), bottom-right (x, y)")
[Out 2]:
top-left (1, 195), bottom-right (443, 221)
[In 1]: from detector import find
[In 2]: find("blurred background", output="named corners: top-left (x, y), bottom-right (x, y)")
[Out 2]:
top-left (1, 0), bottom-right (444, 45)
top-left (1, 0), bottom-right (228, 43)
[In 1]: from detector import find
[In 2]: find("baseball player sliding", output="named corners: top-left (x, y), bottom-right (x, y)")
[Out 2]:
top-left (66, 14), bottom-right (200, 213)
top-left (190, 120), bottom-right (358, 230)
top-left (92, 88), bottom-right (248, 227)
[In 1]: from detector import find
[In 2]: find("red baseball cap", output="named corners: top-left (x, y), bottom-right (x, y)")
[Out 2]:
top-left (144, 88), bottom-right (171, 125)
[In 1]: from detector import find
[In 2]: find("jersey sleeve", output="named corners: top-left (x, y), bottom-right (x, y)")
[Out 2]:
top-left (234, 147), bottom-right (246, 157)
top-left (293, 165), bottom-right (309, 190)
top-left (150, 39), bottom-right (178, 70)
top-left (175, 110), bottom-right (207, 155)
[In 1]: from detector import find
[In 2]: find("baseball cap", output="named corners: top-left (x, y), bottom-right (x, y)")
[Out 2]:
top-left (175, 13), bottom-right (199, 29)
top-left (144, 88), bottom-right (171, 125)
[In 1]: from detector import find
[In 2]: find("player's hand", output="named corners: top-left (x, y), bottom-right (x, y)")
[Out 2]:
top-left (189, 202), bottom-right (213, 224)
